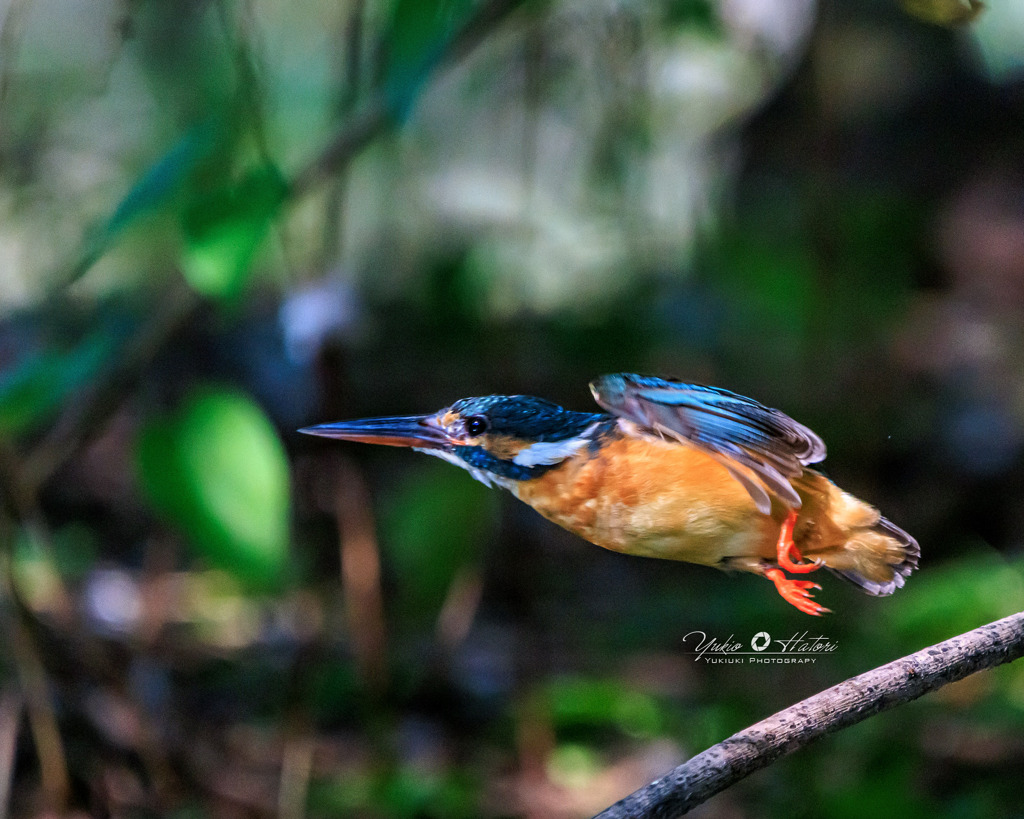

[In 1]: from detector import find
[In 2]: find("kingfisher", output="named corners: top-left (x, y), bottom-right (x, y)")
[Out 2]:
top-left (300, 374), bottom-right (918, 615)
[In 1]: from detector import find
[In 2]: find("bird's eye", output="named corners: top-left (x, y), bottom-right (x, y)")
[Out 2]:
top-left (465, 415), bottom-right (489, 437)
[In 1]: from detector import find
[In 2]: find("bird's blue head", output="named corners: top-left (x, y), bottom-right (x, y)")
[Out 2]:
top-left (300, 394), bottom-right (605, 487)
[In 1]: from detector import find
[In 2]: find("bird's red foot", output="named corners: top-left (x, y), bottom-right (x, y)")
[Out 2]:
top-left (776, 508), bottom-right (822, 574)
top-left (764, 568), bottom-right (830, 616)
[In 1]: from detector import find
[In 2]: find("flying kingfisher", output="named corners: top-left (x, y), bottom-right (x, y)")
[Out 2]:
top-left (300, 374), bottom-right (919, 615)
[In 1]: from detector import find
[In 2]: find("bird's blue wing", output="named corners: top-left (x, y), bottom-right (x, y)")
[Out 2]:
top-left (589, 374), bottom-right (826, 513)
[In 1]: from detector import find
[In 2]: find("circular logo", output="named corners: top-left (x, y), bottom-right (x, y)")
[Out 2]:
top-left (751, 631), bottom-right (771, 652)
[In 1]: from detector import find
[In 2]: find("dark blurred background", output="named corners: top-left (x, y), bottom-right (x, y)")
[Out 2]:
top-left (1, 0), bottom-right (1023, 816)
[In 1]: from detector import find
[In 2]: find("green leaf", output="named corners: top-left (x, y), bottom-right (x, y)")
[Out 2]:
top-left (386, 0), bottom-right (474, 114)
top-left (180, 163), bottom-right (287, 299)
top-left (66, 122), bottom-right (224, 284)
top-left (900, 0), bottom-right (984, 26)
top-left (11, 529), bottom-right (64, 612)
top-left (136, 388), bottom-right (291, 590)
top-left (105, 121), bottom-right (221, 238)
top-left (663, 0), bottom-right (721, 33)
top-left (0, 332), bottom-right (114, 437)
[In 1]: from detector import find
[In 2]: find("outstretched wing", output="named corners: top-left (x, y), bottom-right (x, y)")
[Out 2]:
top-left (590, 374), bottom-right (826, 514)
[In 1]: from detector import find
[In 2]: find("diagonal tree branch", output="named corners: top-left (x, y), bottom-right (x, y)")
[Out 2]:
top-left (595, 611), bottom-right (1024, 818)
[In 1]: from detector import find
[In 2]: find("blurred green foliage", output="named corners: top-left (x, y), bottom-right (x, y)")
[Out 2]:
top-left (0, 332), bottom-right (113, 436)
top-left (307, 766), bottom-right (479, 819)
top-left (102, 122), bottom-right (222, 243)
top-left (386, 0), bottom-right (475, 112)
top-left (181, 162), bottom-right (288, 299)
top-left (900, 0), bottom-right (985, 26)
top-left (379, 461), bottom-right (498, 623)
top-left (544, 677), bottom-right (666, 740)
top-left (0, 0), bottom-right (1021, 817)
top-left (136, 389), bottom-right (291, 589)
top-left (888, 550), bottom-right (1024, 646)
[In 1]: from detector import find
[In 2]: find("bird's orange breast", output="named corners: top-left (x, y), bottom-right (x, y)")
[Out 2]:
top-left (513, 431), bottom-right (776, 565)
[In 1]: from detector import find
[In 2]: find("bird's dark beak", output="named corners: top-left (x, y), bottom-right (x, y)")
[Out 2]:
top-left (299, 414), bottom-right (448, 449)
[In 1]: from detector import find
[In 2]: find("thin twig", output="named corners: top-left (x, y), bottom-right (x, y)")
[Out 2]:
top-left (277, 731), bottom-right (314, 819)
top-left (320, 0), bottom-right (366, 267)
top-left (334, 458), bottom-right (388, 692)
top-left (0, 0), bottom-right (31, 119)
top-left (0, 518), bottom-right (71, 814)
top-left (0, 688), bottom-right (23, 819)
top-left (289, 0), bottom-right (531, 198)
top-left (435, 565), bottom-right (484, 651)
top-left (595, 611), bottom-right (1024, 818)
top-left (8, 610), bottom-right (70, 812)
top-left (21, 282), bottom-right (200, 494)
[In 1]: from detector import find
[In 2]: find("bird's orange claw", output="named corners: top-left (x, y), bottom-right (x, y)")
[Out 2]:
top-left (764, 568), bottom-right (831, 616)
top-left (776, 509), bottom-right (822, 574)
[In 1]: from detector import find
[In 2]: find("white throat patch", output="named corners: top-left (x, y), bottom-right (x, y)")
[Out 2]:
top-left (511, 437), bottom-right (588, 467)
top-left (414, 447), bottom-right (515, 491)
top-left (511, 423), bottom-right (598, 467)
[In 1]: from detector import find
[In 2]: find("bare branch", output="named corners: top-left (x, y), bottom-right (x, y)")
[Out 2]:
top-left (595, 611), bottom-right (1024, 818)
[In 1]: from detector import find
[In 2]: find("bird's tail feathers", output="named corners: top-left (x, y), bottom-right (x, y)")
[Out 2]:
top-left (826, 515), bottom-right (919, 596)
top-left (797, 478), bottom-right (919, 597)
